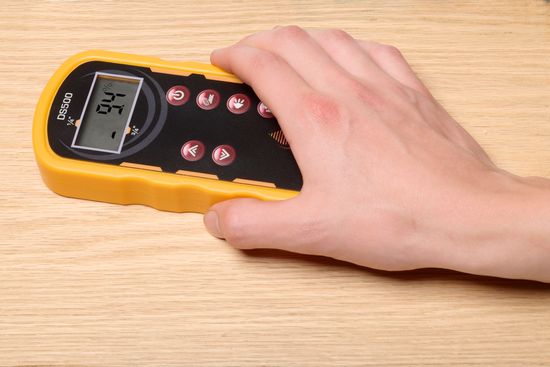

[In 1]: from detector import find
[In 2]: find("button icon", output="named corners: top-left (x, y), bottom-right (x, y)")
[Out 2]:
top-left (257, 102), bottom-right (274, 118)
top-left (166, 86), bottom-right (190, 106)
top-left (212, 145), bottom-right (236, 166)
top-left (196, 89), bottom-right (221, 110)
top-left (181, 140), bottom-right (205, 161)
top-left (227, 93), bottom-right (251, 114)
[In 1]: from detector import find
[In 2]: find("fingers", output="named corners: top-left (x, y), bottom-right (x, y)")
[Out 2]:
top-left (358, 40), bottom-right (430, 96)
top-left (235, 26), bottom-right (342, 90)
top-left (211, 44), bottom-right (314, 153)
top-left (232, 26), bottom-right (429, 98)
top-left (307, 29), bottom-right (391, 87)
top-left (307, 28), bottom-right (429, 95)
top-left (204, 197), bottom-right (330, 255)
top-left (232, 26), bottom-right (363, 95)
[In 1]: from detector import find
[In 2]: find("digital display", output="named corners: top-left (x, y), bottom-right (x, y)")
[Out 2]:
top-left (72, 73), bottom-right (142, 153)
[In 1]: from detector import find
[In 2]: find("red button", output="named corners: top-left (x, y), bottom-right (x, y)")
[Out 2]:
top-left (257, 102), bottom-right (274, 118)
top-left (166, 86), bottom-right (190, 106)
top-left (196, 89), bottom-right (221, 110)
top-left (227, 93), bottom-right (251, 114)
top-left (212, 145), bottom-right (236, 166)
top-left (181, 140), bottom-right (205, 161)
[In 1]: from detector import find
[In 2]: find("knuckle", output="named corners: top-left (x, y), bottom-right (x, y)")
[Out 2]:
top-left (324, 28), bottom-right (354, 44)
top-left (236, 32), bottom-right (256, 45)
top-left (219, 208), bottom-right (250, 248)
top-left (386, 45), bottom-right (403, 59)
top-left (374, 43), bottom-right (403, 59)
top-left (318, 29), bottom-right (356, 55)
top-left (245, 48), bottom-right (280, 72)
top-left (345, 78), bottom-right (385, 109)
top-left (275, 25), bottom-right (308, 42)
top-left (300, 93), bottom-right (347, 127)
top-left (403, 86), bottom-right (421, 105)
top-left (344, 78), bottom-right (368, 98)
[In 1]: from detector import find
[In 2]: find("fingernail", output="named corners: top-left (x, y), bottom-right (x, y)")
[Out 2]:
top-left (204, 211), bottom-right (223, 238)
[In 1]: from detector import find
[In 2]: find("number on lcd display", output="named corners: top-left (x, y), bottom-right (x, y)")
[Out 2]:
top-left (96, 91), bottom-right (126, 115)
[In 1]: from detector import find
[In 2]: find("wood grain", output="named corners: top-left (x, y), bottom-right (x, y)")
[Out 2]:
top-left (1, 1), bottom-right (549, 366)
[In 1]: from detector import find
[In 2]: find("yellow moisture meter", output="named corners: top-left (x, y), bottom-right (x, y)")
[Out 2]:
top-left (33, 51), bottom-right (302, 213)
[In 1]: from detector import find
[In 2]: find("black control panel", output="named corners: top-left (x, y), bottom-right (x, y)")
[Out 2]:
top-left (47, 61), bottom-right (302, 191)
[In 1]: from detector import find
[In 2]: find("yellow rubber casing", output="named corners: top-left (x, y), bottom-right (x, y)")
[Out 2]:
top-left (33, 50), bottom-right (298, 213)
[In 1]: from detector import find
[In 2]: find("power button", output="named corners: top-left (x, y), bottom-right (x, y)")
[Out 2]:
top-left (166, 85), bottom-right (190, 106)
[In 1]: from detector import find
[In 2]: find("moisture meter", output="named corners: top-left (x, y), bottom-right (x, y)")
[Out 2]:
top-left (33, 51), bottom-right (302, 213)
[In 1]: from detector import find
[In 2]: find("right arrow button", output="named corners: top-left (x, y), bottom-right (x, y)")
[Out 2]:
top-left (212, 145), bottom-right (236, 166)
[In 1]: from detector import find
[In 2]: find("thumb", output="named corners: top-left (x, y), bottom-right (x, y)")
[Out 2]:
top-left (203, 197), bottom-right (320, 252)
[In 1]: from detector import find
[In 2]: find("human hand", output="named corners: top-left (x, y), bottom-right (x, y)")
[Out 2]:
top-left (204, 26), bottom-right (550, 282)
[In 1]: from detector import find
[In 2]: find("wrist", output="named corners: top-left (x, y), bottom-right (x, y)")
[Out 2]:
top-left (437, 173), bottom-right (550, 282)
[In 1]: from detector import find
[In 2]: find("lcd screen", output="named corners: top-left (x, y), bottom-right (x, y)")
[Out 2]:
top-left (72, 73), bottom-right (142, 153)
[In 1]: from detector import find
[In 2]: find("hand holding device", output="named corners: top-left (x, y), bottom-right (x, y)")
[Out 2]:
top-left (204, 27), bottom-right (550, 282)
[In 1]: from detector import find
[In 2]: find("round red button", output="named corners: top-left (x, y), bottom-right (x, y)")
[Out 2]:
top-left (212, 145), bottom-right (236, 166)
top-left (166, 86), bottom-right (190, 106)
top-left (196, 89), bottom-right (221, 110)
top-left (257, 102), bottom-right (274, 118)
top-left (181, 140), bottom-right (205, 161)
top-left (227, 93), bottom-right (251, 114)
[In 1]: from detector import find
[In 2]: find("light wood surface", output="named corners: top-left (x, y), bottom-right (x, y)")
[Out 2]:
top-left (1, 1), bottom-right (550, 366)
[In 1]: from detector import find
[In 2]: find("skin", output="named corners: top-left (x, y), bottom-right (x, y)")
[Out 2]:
top-left (203, 26), bottom-right (550, 283)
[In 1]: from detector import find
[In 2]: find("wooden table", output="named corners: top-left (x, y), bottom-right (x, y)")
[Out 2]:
top-left (1, 1), bottom-right (549, 365)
